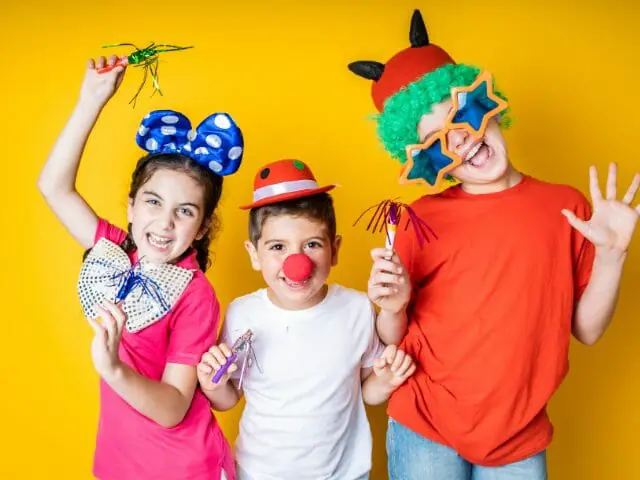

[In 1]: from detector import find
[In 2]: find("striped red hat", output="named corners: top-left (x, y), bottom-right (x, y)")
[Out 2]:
top-left (239, 159), bottom-right (336, 210)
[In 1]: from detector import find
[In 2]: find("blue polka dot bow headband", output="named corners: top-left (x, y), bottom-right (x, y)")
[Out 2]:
top-left (136, 110), bottom-right (244, 176)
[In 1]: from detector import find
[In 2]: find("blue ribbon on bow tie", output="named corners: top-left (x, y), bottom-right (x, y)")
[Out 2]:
top-left (78, 238), bottom-right (194, 333)
top-left (110, 261), bottom-right (169, 310)
top-left (84, 254), bottom-right (169, 312)
top-left (136, 110), bottom-right (244, 176)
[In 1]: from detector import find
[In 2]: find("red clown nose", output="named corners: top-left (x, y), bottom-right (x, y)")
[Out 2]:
top-left (282, 253), bottom-right (314, 282)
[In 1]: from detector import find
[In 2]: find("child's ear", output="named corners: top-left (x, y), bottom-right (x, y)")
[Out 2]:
top-left (126, 197), bottom-right (134, 224)
top-left (244, 240), bottom-right (262, 271)
top-left (331, 235), bottom-right (342, 266)
top-left (195, 219), bottom-right (211, 241)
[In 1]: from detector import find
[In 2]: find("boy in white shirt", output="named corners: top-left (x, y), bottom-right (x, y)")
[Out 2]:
top-left (197, 159), bottom-right (415, 480)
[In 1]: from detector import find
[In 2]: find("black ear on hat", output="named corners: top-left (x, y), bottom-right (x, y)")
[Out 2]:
top-left (347, 61), bottom-right (385, 81)
top-left (410, 9), bottom-right (429, 47)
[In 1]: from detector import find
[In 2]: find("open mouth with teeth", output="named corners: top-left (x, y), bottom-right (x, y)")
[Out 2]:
top-left (462, 139), bottom-right (490, 168)
top-left (147, 233), bottom-right (173, 251)
top-left (281, 277), bottom-right (311, 290)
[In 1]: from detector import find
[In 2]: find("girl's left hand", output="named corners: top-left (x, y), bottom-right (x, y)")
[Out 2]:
top-left (87, 301), bottom-right (126, 379)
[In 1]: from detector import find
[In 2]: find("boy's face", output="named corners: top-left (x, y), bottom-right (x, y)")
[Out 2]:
top-left (245, 214), bottom-right (341, 310)
top-left (416, 99), bottom-right (511, 191)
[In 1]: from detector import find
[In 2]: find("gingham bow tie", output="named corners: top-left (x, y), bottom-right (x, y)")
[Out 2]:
top-left (77, 238), bottom-right (193, 333)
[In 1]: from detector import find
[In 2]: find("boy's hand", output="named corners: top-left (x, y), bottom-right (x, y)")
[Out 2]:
top-left (197, 344), bottom-right (237, 392)
top-left (368, 248), bottom-right (411, 314)
top-left (86, 301), bottom-right (125, 380)
top-left (373, 345), bottom-right (416, 389)
top-left (79, 56), bottom-right (126, 109)
top-left (562, 163), bottom-right (639, 259)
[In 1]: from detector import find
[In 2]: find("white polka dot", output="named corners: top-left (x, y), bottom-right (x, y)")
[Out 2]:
top-left (205, 134), bottom-right (222, 148)
top-left (161, 115), bottom-right (179, 124)
top-left (411, 149), bottom-right (420, 157)
top-left (182, 143), bottom-right (192, 152)
top-left (165, 142), bottom-right (177, 151)
top-left (213, 114), bottom-right (231, 129)
top-left (195, 147), bottom-right (209, 155)
top-left (138, 125), bottom-right (149, 136)
top-left (187, 129), bottom-right (197, 141)
top-left (144, 113), bottom-right (151, 119)
top-left (160, 126), bottom-right (177, 135)
top-left (145, 138), bottom-right (159, 150)
top-left (208, 160), bottom-right (223, 173)
top-left (228, 146), bottom-right (243, 160)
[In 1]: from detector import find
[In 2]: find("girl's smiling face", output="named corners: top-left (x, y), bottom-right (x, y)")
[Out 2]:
top-left (127, 168), bottom-right (208, 264)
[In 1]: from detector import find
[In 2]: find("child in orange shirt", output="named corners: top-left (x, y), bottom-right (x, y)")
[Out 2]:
top-left (348, 9), bottom-right (639, 480)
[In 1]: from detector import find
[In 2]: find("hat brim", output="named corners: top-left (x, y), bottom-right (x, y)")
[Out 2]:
top-left (239, 185), bottom-right (336, 210)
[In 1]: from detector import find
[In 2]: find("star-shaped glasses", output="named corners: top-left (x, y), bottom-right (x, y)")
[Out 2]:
top-left (401, 71), bottom-right (508, 192)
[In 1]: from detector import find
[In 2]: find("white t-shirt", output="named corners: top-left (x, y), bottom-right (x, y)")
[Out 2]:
top-left (220, 284), bottom-right (384, 480)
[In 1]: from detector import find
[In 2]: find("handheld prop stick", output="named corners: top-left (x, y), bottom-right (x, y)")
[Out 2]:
top-left (96, 42), bottom-right (193, 106)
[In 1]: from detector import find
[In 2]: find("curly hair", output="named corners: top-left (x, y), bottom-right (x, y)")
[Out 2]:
top-left (375, 64), bottom-right (512, 163)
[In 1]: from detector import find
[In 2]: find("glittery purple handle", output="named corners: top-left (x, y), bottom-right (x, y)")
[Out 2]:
top-left (388, 202), bottom-right (399, 226)
top-left (213, 353), bottom-right (238, 383)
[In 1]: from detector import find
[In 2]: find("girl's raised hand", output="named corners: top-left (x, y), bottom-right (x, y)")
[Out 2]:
top-left (79, 56), bottom-right (126, 109)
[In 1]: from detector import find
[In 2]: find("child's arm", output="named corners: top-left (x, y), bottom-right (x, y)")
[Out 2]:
top-left (562, 165), bottom-right (639, 345)
top-left (196, 344), bottom-right (243, 411)
top-left (572, 253), bottom-right (626, 345)
top-left (106, 363), bottom-right (198, 428)
top-left (89, 301), bottom-right (198, 428)
top-left (368, 248), bottom-right (411, 345)
top-left (361, 345), bottom-right (415, 405)
top-left (38, 57), bottom-right (125, 248)
top-left (375, 310), bottom-right (409, 347)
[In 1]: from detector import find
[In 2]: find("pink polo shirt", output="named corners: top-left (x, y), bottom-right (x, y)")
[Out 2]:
top-left (91, 219), bottom-right (234, 480)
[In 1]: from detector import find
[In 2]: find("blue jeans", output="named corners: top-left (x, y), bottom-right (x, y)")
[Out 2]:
top-left (387, 418), bottom-right (548, 480)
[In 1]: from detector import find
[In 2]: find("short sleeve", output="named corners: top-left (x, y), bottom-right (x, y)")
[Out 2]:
top-left (94, 218), bottom-right (128, 246)
top-left (361, 300), bottom-right (385, 368)
top-left (572, 198), bottom-right (596, 300)
top-left (219, 299), bottom-right (247, 344)
top-left (166, 279), bottom-right (220, 366)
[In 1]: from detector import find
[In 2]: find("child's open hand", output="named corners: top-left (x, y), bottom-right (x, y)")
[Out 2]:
top-left (79, 56), bottom-right (126, 109)
top-left (87, 301), bottom-right (125, 380)
top-left (368, 248), bottom-right (411, 314)
top-left (373, 345), bottom-right (416, 389)
top-left (197, 344), bottom-right (237, 392)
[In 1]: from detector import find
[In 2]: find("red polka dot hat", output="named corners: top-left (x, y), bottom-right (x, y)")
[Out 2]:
top-left (239, 159), bottom-right (336, 210)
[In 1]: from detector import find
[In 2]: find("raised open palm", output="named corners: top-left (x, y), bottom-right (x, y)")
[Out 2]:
top-left (562, 163), bottom-right (640, 255)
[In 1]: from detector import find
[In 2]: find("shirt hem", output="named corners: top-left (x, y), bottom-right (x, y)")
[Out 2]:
top-left (387, 413), bottom-right (553, 467)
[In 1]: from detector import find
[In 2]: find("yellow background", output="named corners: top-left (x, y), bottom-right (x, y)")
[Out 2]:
top-left (2, 1), bottom-right (639, 478)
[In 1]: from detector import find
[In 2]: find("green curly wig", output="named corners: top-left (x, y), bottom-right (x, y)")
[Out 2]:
top-left (376, 64), bottom-right (512, 166)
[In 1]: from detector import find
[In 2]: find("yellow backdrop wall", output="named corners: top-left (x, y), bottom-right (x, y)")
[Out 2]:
top-left (2, 1), bottom-right (638, 478)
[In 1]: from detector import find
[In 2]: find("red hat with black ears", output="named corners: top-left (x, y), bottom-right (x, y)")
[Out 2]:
top-left (348, 8), bottom-right (509, 188)
top-left (348, 9), bottom-right (456, 113)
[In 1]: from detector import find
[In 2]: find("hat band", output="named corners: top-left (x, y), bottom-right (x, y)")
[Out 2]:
top-left (253, 179), bottom-right (320, 202)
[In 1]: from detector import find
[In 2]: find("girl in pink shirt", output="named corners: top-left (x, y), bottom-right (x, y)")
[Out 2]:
top-left (38, 56), bottom-right (242, 479)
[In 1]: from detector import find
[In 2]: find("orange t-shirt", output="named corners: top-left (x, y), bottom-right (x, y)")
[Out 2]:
top-left (388, 175), bottom-right (595, 466)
